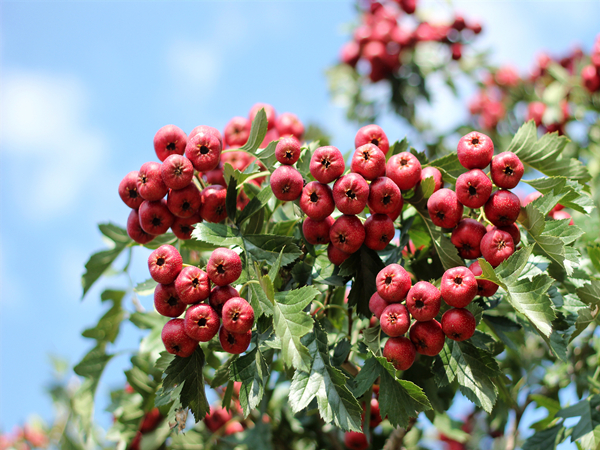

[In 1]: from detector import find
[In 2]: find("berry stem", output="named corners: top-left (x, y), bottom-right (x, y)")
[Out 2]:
top-left (236, 171), bottom-right (271, 190)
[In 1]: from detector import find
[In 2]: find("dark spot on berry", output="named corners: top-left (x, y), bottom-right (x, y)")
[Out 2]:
top-left (180, 225), bottom-right (192, 234)
top-left (321, 157), bottom-right (331, 169)
top-left (128, 188), bottom-right (138, 199)
top-left (454, 276), bottom-right (463, 285)
top-left (503, 165), bottom-right (514, 176)
top-left (173, 344), bottom-right (180, 352)
top-left (362, 150), bottom-right (371, 161)
top-left (346, 189), bottom-right (356, 200)
top-left (282, 185), bottom-right (290, 193)
top-left (232, 311), bottom-right (240, 321)
top-left (389, 313), bottom-right (397, 323)
top-left (227, 333), bottom-right (236, 345)
top-left (285, 150), bottom-right (294, 159)
top-left (310, 192), bottom-right (318, 203)
top-left (198, 318), bottom-right (207, 327)
top-left (156, 257), bottom-right (165, 266)
top-left (468, 185), bottom-right (477, 196)
top-left (385, 276), bottom-right (392, 285)
top-left (380, 234), bottom-right (388, 242)
top-left (371, 138), bottom-right (380, 146)
top-left (382, 194), bottom-right (391, 205)
top-left (415, 299), bottom-right (424, 308)
top-left (400, 158), bottom-right (408, 166)
top-left (182, 201), bottom-right (190, 210)
top-left (436, 211), bottom-right (445, 220)
top-left (140, 174), bottom-right (148, 184)
top-left (338, 234), bottom-right (346, 243)
top-left (199, 145), bottom-right (209, 155)
top-left (470, 137), bottom-right (480, 145)
top-left (192, 277), bottom-right (199, 288)
top-left (217, 263), bottom-right (225, 274)
top-left (174, 165), bottom-right (184, 176)
top-left (167, 296), bottom-right (178, 307)
top-left (166, 142), bottom-right (176, 152)
top-left (452, 332), bottom-right (461, 339)
top-left (216, 205), bottom-right (224, 214)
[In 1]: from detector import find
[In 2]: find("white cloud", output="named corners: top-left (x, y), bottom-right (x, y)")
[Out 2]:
top-left (1, 70), bottom-right (106, 217)
top-left (166, 40), bottom-right (223, 97)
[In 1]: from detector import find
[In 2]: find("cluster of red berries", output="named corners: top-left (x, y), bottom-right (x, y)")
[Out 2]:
top-left (340, 0), bottom-right (482, 82)
top-left (0, 424), bottom-right (48, 450)
top-left (269, 124), bottom-right (425, 266)
top-left (118, 103), bottom-right (305, 243)
top-left (126, 405), bottom-right (163, 450)
top-left (370, 262), bottom-right (482, 372)
top-left (343, 393), bottom-right (383, 450)
top-left (147, 245), bottom-right (255, 357)
top-left (582, 34), bottom-right (600, 93)
top-left (203, 382), bottom-right (246, 436)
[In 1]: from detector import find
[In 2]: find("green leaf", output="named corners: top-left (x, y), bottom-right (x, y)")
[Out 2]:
top-left (225, 176), bottom-right (238, 222)
top-left (587, 243), bottom-right (600, 273)
top-left (191, 222), bottom-right (243, 247)
top-left (508, 121), bottom-right (590, 183)
top-left (81, 290), bottom-right (125, 343)
top-left (289, 323), bottom-right (363, 432)
top-left (134, 278), bottom-right (158, 296)
top-left (99, 222), bottom-right (132, 246)
top-left (248, 276), bottom-right (274, 318)
top-left (243, 234), bottom-right (302, 266)
top-left (434, 340), bottom-right (501, 413)
top-left (142, 232), bottom-right (178, 250)
top-left (255, 140), bottom-right (279, 172)
top-left (426, 152), bottom-right (464, 183)
top-left (241, 421), bottom-right (273, 450)
top-left (238, 109), bottom-right (268, 155)
top-left (362, 326), bottom-right (382, 356)
top-left (272, 286), bottom-right (319, 371)
top-left (231, 347), bottom-right (270, 418)
top-left (385, 138), bottom-right (409, 162)
top-left (346, 246), bottom-right (385, 318)
top-left (522, 425), bottom-right (563, 450)
top-left (155, 346), bottom-right (210, 422)
top-left (576, 279), bottom-right (600, 308)
top-left (210, 355), bottom-right (238, 389)
top-left (477, 246), bottom-right (556, 340)
top-left (353, 356), bottom-right (382, 397)
top-left (556, 396), bottom-right (600, 441)
top-left (523, 177), bottom-right (595, 214)
top-left (237, 185), bottom-right (273, 225)
top-left (81, 245), bottom-right (129, 297)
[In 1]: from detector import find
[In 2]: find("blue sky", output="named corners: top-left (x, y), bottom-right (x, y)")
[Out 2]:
top-left (1, 0), bottom-right (599, 444)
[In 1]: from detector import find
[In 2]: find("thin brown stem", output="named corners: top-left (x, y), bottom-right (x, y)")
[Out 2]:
top-left (383, 416), bottom-right (417, 450)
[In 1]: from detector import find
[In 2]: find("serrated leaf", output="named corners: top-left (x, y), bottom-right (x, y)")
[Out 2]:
top-left (248, 276), bottom-right (274, 318)
top-left (386, 138), bottom-right (409, 162)
top-left (99, 223), bottom-right (132, 245)
top-left (289, 323), bottom-right (363, 432)
top-left (347, 246), bottom-right (385, 318)
top-left (523, 177), bottom-right (595, 214)
top-left (81, 290), bottom-right (125, 343)
top-left (434, 340), bottom-right (500, 413)
top-left (426, 152), bottom-right (464, 183)
top-left (130, 311), bottom-right (168, 330)
top-left (243, 234), bottom-right (302, 266)
top-left (520, 203), bottom-right (584, 276)
top-left (478, 246), bottom-right (556, 340)
top-left (522, 425), bottom-right (563, 450)
top-left (576, 279), bottom-right (600, 308)
top-left (82, 245), bottom-right (128, 297)
top-left (155, 347), bottom-right (209, 422)
top-left (134, 278), bottom-right (158, 296)
top-left (272, 286), bottom-right (319, 371)
top-left (556, 396), bottom-right (600, 441)
top-left (353, 356), bottom-right (381, 398)
top-left (362, 325), bottom-right (382, 356)
top-left (231, 348), bottom-right (270, 417)
top-left (142, 233), bottom-right (178, 250)
top-left (587, 243), bottom-right (600, 273)
top-left (210, 355), bottom-right (238, 389)
top-left (508, 121), bottom-right (590, 183)
top-left (191, 222), bottom-right (243, 247)
top-left (237, 185), bottom-right (273, 225)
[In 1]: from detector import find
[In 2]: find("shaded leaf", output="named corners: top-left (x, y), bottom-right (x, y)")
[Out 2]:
top-left (231, 348), bottom-right (270, 417)
top-left (191, 223), bottom-right (243, 247)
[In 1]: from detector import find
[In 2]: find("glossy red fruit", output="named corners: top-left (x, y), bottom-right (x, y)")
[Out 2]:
top-left (457, 132), bottom-right (494, 169)
top-left (275, 112), bottom-right (304, 139)
top-left (207, 248), bottom-right (242, 286)
top-left (148, 245), bottom-right (183, 284)
top-left (420, 166), bottom-right (443, 193)
top-left (154, 283), bottom-right (187, 317)
top-left (354, 124), bottom-right (390, 155)
top-left (427, 188), bottom-right (464, 229)
top-left (451, 218), bottom-right (487, 259)
top-left (468, 260), bottom-right (499, 297)
top-left (368, 398), bottom-right (382, 427)
top-left (406, 281), bottom-right (441, 322)
top-left (310, 146), bottom-right (345, 184)
top-left (138, 162), bottom-right (169, 201)
top-left (383, 336), bottom-right (416, 371)
top-left (484, 190), bottom-right (521, 227)
top-left (223, 116), bottom-right (251, 148)
top-left (376, 264), bottom-right (412, 303)
top-left (119, 171), bottom-right (144, 209)
top-left (175, 266), bottom-right (210, 305)
top-left (344, 431), bottom-right (369, 450)
top-left (185, 129), bottom-right (222, 172)
top-left (582, 65), bottom-right (600, 92)
top-left (369, 292), bottom-right (388, 319)
top-left (171, 214), bottom-right (201, 240)
top-left (440, 266), bottom-right (478, 308)
top-left (189, 125), bottom-right (222, 146)
top-left (300, 182), bottom-right (335, 220)
top-left (184, 303), bottom-right (220, 342)
top-left (442, 308), bottom-right (476, 341)
top-left (219, 326), bottom-right (252, 354)
top-left (327, 243), bottom-right (351, 266)
top-left (126, 209), bottom-right (155, 244)
top-left (480, 228), bottom-right (515, 267)
top-left (199, 185), bottom-right (227, 223)
top-left (409, 320), bottom-right (445, 356)
top-left (302, 216), bottom-right (334, 245)
top-left (209, 285), bottom-right (239, 317)
top-left (364, 214), bottom-right (395, 251)
top-left (495, 223), bottom-right (521, 246)
top-left (386, 152), bottom-right (422, 191)
top-left (161, 318), bottom-right (198, 357)
top-left (351, 144), bottom-right (387, 180)
top-left (368, 177), bottom-right (403, 215)
top-left (332, 173), bottom-right (370, 215)
top-left (249, 103), bottom-right (277, 130)
top-left (275, 136), bottom-right (302, 165)
top-left (204, 406), bottom-right (232, 432)
top-left (380, 303), bottom-right (411, 337)
top-left (329, 215), bottom-right (365, 254)
top-left (455, 169), bottom-right (492, 209)
top-left (167, 184), bottom-right (201, 218)
top-left (491, 152), bottom-right (524, 189)
top-left (270, 165), bottom-right (304, 201)
top-left (161, 154), bottom-right (194, 190)
top-left (222, 297), bottom-right (254, 334)
top-left (154, 125), bottom-right (187, 162)
top-left (139, 199), bottom-right (175, 235)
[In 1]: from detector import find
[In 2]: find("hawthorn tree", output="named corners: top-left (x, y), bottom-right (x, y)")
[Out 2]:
top-left (4, 2), bottom-right (600, 450)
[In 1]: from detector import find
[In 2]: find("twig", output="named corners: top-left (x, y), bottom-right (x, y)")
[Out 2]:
top-left (383, 416), bottom-right (417, 450)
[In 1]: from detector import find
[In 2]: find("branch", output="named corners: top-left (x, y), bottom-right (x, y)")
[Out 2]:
top-left (383, 416), bottom-right (417, 450)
